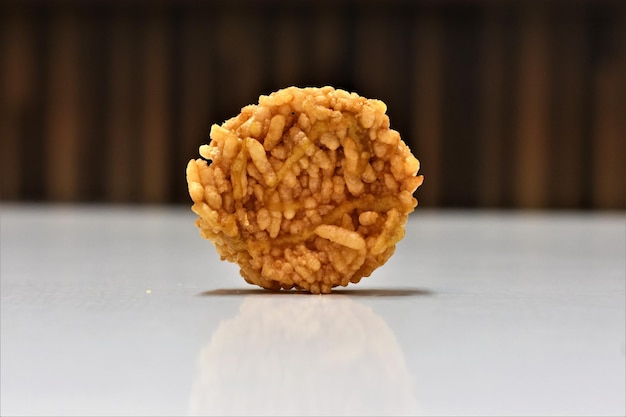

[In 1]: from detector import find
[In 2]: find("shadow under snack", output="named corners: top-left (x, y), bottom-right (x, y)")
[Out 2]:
top-left (197, 287), bottom-right (433, 297)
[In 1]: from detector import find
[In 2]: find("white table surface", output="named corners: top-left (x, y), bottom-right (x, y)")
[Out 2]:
top-left (1, 205), bottom-right (624, 417)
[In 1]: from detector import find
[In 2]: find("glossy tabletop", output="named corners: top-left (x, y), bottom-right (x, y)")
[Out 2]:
top-left (1, 206), bottom-right (625, 416)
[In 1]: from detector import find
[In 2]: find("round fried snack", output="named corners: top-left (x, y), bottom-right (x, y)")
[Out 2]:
top-left (186, 86), bottom-right (423, 294)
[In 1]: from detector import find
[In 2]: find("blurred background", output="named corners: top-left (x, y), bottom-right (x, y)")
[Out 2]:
top-left (0, 0), bottom-right (624, 209)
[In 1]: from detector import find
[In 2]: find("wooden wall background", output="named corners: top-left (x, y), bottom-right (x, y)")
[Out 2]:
top-left (1, 0), bottom-right (624, 209)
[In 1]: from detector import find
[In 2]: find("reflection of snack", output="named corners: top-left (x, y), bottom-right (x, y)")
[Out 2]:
top-left (188, 296), bottom-right (418, 416)
top-left (187, 86), bottom-right (423, 293)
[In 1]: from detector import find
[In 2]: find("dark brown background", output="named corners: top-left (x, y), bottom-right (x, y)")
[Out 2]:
top-left (1, 0), bottom-right (624, 209)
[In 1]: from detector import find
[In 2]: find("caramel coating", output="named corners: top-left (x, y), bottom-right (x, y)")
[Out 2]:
top-left (187, 86), bottom-right (423, 293)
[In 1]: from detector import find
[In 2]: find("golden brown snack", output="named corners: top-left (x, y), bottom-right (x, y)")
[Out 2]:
top-left (186, 86), bottom-right (423, 293)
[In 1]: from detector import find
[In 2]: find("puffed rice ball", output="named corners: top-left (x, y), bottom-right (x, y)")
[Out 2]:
top-left (186, 86), bottom-right (423, 293)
